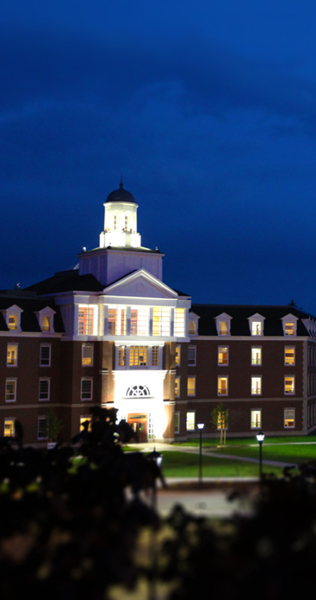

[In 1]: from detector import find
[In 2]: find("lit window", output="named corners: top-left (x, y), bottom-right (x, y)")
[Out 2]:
top-left (285, 347), bottom-right (295, 365)
top-left (80, 417), bottom-right (92, 432)
top-left (118, 345), bottom-right (126, 366)
top-left (285, 376), bottom-right (295, 395)
top-left (188, 320), bottom-right (196, 335)
top-left (40, 344), bottom-right (51, 367)
top-left (218, 377), bottom-right (228, 396)
top-left (251, 322), bottom-right (262, 336)
top-left (251, 376), bottom-right (262, 395)
top-left (38, 416), bottom-right (48, 440)
top-left (81, 378), bottom-right (93, 400)
top-left (284, 408), bottom-right (295, 428)
top-left (187, 377), bottom-right (196, 397)
top-left (218, 346), bottom-right (228, 365)
top-left (131, 307), bottom-right (149, 336)
top-left (174, 308), bottom-right (185, 337)
top-left (174, 412), bottom-right (180, 434)
top-left (152, 346), bottom-right (159, 366)
top-left (5, 379), bottom-right (16, 402)
top-left (108, 308), bottom-right (117, 334)
top-left (7, 344), bottom-right (18, 367)
top-left (8, 315), bottom-right (18, 330)
top-left (41, 316), bottom-right (52, 332)
top-left (219, 321), bottom-right (228, 336)
top-left (129, 346), bottom-right (148, 367)
top-left (78, 306), bottom-right (97, 335)
top-left (251, 410), bottom-right (261, 429)
top-left (186, 412), bottom-right (195, 431)
top-left (188, 346), bottom-right (196, 366)
top-left (251, 347), bottom-right (262, 366)
top-left (4, 418), bottom-right (15, 437)
top-left (39, 378), bottom-right (50, 401)
top-left (175, 377), bottom-right (180, 398)
top-left (82, 344), bottom-right (94, 366)
top-left (285, 323), bottom-right (295, 336)
top-left (152, 307), bottom-right (170, 336)
top-left (175, 345), bottom-right (181, 366)
top-left (124, 213), bottom-right (130, 230)
top-left (113, 212), bottom-right (119, 231)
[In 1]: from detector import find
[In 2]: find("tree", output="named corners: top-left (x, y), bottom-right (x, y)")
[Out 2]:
top-left (210, 402), bottom-right (228, 445)
top-left (45, 409), bottom-right (64, 443)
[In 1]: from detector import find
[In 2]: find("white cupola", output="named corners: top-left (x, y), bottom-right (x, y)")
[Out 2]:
top-left (99, 181), bottom-right (141, 249)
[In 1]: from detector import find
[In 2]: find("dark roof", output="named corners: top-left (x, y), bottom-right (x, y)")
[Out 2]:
top-left (191, 304), bottom-right (313, 336)
top-left (0, 295), bottom-right (64, 333)
top-left (24, 270), bottom-right (104, 295)
top-left (106, 183), bottom-right (136, 204)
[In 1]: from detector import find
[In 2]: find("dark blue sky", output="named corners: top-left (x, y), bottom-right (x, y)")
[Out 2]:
top-left (2, 0), bottom-right (316, 312)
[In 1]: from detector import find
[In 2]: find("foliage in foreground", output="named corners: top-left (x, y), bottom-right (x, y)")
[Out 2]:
top-left (0, 412), bottom-right (316, 599)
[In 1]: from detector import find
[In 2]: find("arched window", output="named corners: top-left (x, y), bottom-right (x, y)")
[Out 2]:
top-left (113, 212), bottom-right (119, 231)
top-left (126, 385), bottom-right (150, 397)
top-left (124, 211), bottom-right (131, 231)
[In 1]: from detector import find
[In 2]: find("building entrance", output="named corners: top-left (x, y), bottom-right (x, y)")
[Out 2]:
top-left (127, 413), bottom-right (148, 443)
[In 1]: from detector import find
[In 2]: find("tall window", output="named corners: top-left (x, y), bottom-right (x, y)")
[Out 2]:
top-left (7, 344), bottom-right (18, 366)
top-left (4, 419), bottom-right (15, 437)
top-left (188, 346), bottom-right (196, 366)
top-left (187, 377), bottom-right (196, 397)
top-left (218, 377), bottom-right (228, 396)
top-left (284, 408), bottom-right (295, 428)
top-left (152, 307), bottom-right (170, 336)
top-left (82, 344), bottom-right (94, 366)
top-left (40, 344), bottom-right (51, 367)
top-left (38, 417), bottom-right (48, 440)
top-left (251, 410), bottom-right (261, 429)
top-left (251, 347), bottom-right (262, 366)
top-left (130, 346), bottom-right (148, 367)
top-left (152, 346), bottom-right (159, 366)
top-left (174, 412), bottom-right (180, 434)
top-left (5, 379), bottom-right (16, 402)
top-left (175, 346), bottom-right (181, 366)
top-left (251, 376), bottom-right (262, 395)
top-left (118, 345), bottom-right (126, 366)
top-left (186, 412), bottom-right (195, 431)
top-left (131, 307), bottom-right (149, 335)
top-left (285, 347), bottom-right (295, 365)
top-left (41, 316), bottom-right (52, 332)
top-left (78, 306), bottom-right (97, 335)
top-left (113, 212), bottom-right (118, 231)
top-left (108, 306), bottom-right (126, 335)
top-left (175, 377), bottom-right (180, 398)
top-left (39, 378), bottom-right (50, 401)
top-left (188, 321), bottom-right (196, 335)
top-left (174, 309), bottom-right (185, 337)
top-left (285, 376), bottom-right (295, 395)
top-left (108, 308), bottom-right (117, 334)
top-left (81, 378), bottom-right (93, 400)
top-left (218, 346), bottom-right (228, 365)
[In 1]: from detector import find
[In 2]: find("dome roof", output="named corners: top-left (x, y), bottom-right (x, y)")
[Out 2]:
top-left (106, 182), bottom-right (136, 204)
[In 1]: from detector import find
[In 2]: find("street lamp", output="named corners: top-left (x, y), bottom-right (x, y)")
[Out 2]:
top-left (256, 431), bottom-right (265, 480)
top-left (197, 423), bottom-right (205, 487)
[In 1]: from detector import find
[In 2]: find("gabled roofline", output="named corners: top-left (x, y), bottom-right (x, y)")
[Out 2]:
top-left (102, 268), bottom-right (180, 298)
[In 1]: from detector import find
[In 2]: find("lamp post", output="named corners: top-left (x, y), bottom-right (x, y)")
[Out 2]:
top-left (197, 423), bottom-right (204, 487)
top-left (146, 448), bottom-right (163, 510)
top-left (256, 431), bottom-right (265, 480)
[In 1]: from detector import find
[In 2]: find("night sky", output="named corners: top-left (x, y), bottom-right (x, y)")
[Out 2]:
top-left (2, 1), bottom-right (316, 313)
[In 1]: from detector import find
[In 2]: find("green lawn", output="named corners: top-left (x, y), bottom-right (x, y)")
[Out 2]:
top-left (155, 451), bottom-right (284, 478)
top-left (175, 436), bottom-right (316, 465)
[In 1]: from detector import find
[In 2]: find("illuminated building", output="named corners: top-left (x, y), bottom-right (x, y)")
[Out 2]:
top-left (0, 184), bottom-right (316, 443)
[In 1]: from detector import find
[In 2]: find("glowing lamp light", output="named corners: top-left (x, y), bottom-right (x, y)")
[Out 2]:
top-left (256, 431), bottom-right (265, 444)
top-left (197, 423), bottom-right (205, 430)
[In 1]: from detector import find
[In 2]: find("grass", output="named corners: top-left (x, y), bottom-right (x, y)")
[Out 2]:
top-left (177, 435), bottom-right (316, 448)
top-left (154, 451), bottom-right (285, 478)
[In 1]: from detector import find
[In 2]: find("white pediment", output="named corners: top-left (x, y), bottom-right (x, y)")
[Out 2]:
top-left (103, 269), bottom-right (178, 299)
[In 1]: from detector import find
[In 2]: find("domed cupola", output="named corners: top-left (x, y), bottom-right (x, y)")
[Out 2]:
top-left (105, 182), bottom-right (137, 204)
top-left (99, 181), bottom-right (141, 249)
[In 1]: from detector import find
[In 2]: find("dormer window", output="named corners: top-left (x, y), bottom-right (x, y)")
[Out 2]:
top-left (248, 314), bottom-right (265, 337)
top-left (2, 305), bottom-right (23, 333)
top-left (188, 312), bottom-right (199, 337)
top-left (215, 313), bottom-right (232, 337)
top-left (37, 307), bottom-right (56, 333)
top-left (281, 314), bottom-right (298, 337)
top-left (8, 315), bottom-right (18, 331)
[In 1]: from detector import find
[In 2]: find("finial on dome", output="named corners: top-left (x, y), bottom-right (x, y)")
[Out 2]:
top-left (120, 175), bottom-right (123, 189)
